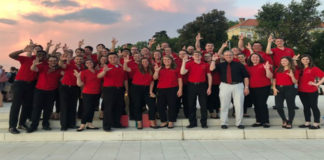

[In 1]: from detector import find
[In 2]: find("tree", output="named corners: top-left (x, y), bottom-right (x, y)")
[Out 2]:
top-left (177, 9), bottom-right (228, 50)
top-left (256, 0), bottom-right (322, 54)
top-left (310, 31), bottom-right (324, 69)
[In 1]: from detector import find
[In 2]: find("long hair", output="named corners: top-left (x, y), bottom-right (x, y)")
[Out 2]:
top-left (138, 57), bottom-right (154, 75)
top-left (161, 55), bottom-right (177, 69)
top-left (298, 54), bottom-right (314, 77)
top-left (247, 53), bottom-right (265, 66)
top-left (277, 56), bottom-right (295, 73)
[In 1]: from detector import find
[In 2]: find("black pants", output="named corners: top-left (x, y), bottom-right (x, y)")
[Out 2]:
top-left (102, 87), bottom-right (124, 130)
top-left (81, 94), bottom-right (100, 124)
top-left (53, 88), bottom-right (60, 113)
top-left (187, 83), bottom-right (208, 126)
top-left (275, 85), bottom-right (296, 123)
top-left (132, 85), bottom-right (157, 121)
top-left (9, 81), bottom-right (35, 128)
top-left (128, 79), bottom-right (136, 120)
top-left (59, 85), bottom-right (79, 129)
top-left (77, 88), bottom-right (83, 119)
top-left (299, 91), bottom-right (320, 123)
top-left (30, 89), bottom-right (55, 129)
top-left (158, 87), bottom-right (178, 122)
top-left (207, 85), bottom-right (220, 113)
top-left (250, 86), bottom-right (270, 124)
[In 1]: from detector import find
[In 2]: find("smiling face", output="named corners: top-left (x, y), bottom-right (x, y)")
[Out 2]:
top-left (223, 51), bottom-right (234, 62)
top-left (205, 43), bottom-right (214, 52)
top-left (280, 58), bottom-right (289, 67)
top-left (162, 56), bottom-right (172, 67)
top-left (252, 43), bottom-right (262, 52)
top-left (108, 54), bottom-right (118, 65)
top-left (250, 54), bottom-right (260, 65)
top-left (48, 57), bottom-right (58, 68)
top-left (193, 52), bottom-right (202, 61)
top-left (74, 56), bottom-right (83, 65)
top-left (204, 53), bottom-right (212, 62)
top-left (141, 58), bottom-right (149, 68)
top-left (301, 56), bottom-right (310, 66)
top-left (275, 39), bottom-right (285, 48)
top-left (85, 60), bottom-right (94, 69)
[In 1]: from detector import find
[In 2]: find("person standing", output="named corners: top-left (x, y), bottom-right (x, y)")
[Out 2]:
top-left (273, 56), bottom-right (299, 129)
top-left (297, 54), bottom-right (324, 129)
top-left (180, 51), bottom-right (212, 128)
top-left (246, 54), bottom-right (273, 128)
top-left (210, 50), bottom-right (249, 129)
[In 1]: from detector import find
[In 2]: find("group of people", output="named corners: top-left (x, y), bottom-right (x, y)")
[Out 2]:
top-left (6, 33), bottom-right (324, 134)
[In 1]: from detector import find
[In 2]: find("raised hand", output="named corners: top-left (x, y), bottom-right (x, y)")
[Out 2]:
top-left (73, 70), bottom-right (81, 78)
top-left (154, 64), bottom-right (161, 72)
top-left (29, 39), bottom-right (34, 45)
top-left (111, 37), bottom-right (118, 45)
top-left (23, 44), bottom-right (35, 52)
top-left (246, 42), bottom-right (252, 50)
top-left (156, 44), bottom-right (161, 50)
top-left (221, 41), bottom-right (228, 48)
top-left (62, 44), bottom-right (68, 51)
top-left (263, 61), bottom-right (270, 69)
top-left (55, 43), bottom-right (61, 50)
top-left (117, 50), bottom-right (122, 57)
top-left (286, 70), bottom-right (294, 78)
top-left (124, 55), bottom-right (131, 63)
top-left (60, 53), bottom-right (68, 61)
top-left (239, 34), bottom-right (244, 40)
top-left (182, 54), bottom-right (189, 63)
top-left (182, 45), bottom-right (186, 50)
top-left (33, 57), bottom-right (42, 65)
top-left (148, 38), bottom-right (156, 46)
top-left (293, 54), bottom-right (300, 61)
top-left (196, 33), bottom-right (203, 41)
top-left (212, 54), bottom-right (219, 61)
top-left (47, 40), bottom-right (54, 48)
top-left (268, 34), bottom-right (274, 43)
top-left (103, 64), bottom-right (112, 72)
top-left (78, 39), bottom-right (84, 47)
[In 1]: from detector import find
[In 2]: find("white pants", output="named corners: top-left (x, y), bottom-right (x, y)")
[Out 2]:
top-left (219, 82), bottom-right (244, 126)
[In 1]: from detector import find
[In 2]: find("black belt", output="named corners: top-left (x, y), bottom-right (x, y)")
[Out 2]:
top-left (223, 82), bottom-right (241, 85)
top-left (189, 82), bottom-right (206, 85)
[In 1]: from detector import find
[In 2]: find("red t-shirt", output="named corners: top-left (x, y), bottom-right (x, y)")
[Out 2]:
top-left (271, 47), bottom-right (295, 68)
top-left (35, 65), bottom-right (62, 91)
top-left (81, 69), bottom-right (101, 94)
top-left (246, 63), bottom-right (272, 88)
top-left (127, 61), bottom-right (138, 79)
top-left (298, 67), bottom-right (324, 92)
top-left (242, 49), bottom-right (273, 65)
top-left (157, 68), bottom-right (180, 88)
top-left (15, 56), bottom-right (39, 82)
top-left (61, 63), bottom-right (84, 86)
top-left (120, 56), bottom-right (134, 65)
top-left (185, 61), bottom-right (210, 83)
top-left (274, 69), bottom-right (299, 86)
top-left (212, 71), bottom-right (221, 85)
top-left (132, 68), bottom-right (153, 86)
top-left (101, 64), bottom-right (127, 87)
top-left (84, 54), bottom-right (98, 65)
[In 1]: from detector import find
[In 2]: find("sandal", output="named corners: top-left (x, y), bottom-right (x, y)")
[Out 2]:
top-left (282, 121), bottom-right (287, 128)
top-left (309, 125), bottom-right (320, 129)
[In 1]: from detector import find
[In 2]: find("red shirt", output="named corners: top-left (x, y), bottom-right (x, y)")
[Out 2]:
top-left (298, 67), bottom-right (324, 92)
top-left (246, 63), bottom-right (272, 88)
top-left (274, 69), bottom-right (299, 86)
top-left (212, 71), bottom-right (221, 85)
top-left (120, 56), bottom-right (134, 65)
top-left (127, 61), bottom-right (138, 79)
top-left (81, 69), bottom-right (101, 94)
top-left (157, 68), bottom-right (180, 88)
top-left (132, 68), bottom-right (153, 86)
top-left (233, 57), bottom-right (240, 62)
top-left (271, 47), bottom-right (295, 68)
top-left (35, 65), bottom-right (62, 91)
top-left (185, 61), bottom-right (210, 83)
top-left (15, 56), bottom-right (38, 82)
top-left (61, 63), bottom-right (84, 86)
top-left (101, 64), bottom-right (127, 87)
top-left (84, 54), bottom-right (98, 65)
top-left (242, 49), bottom-right (273, 65)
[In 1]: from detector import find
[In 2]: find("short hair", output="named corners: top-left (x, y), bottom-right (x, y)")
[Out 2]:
top-left (36, 50), bottom-right (47, 55)
top-left (223, 50), bottom-right (234, 56)
top-left (108, 52), bottom-right (118, 56)
top-left (237, 53), bottom-right (246, 57)
top-left (193, 50), bottom-right (202, 55)
top-left (96, 44), bottom-right (105, 48)
top-left (48, 55), bottom-right (58, 60)
top-left (85, 46), bottom-right (93, 52)
top-left (121, 48), bottom-right (131, 53)
top-left (75, 48), bottom-right (85, 53)
top-left (179, 50), bottom-right (188, 54)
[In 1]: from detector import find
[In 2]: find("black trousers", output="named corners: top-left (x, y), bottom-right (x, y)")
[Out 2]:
top-left (53, 88), bottom-right (60, 113)
top-left (59, 85), bottom-right (79, 129)
top-left (157, 87), bottom-right (178, 122)
top-left (250, 86), bottom-right (270, 124)
top-left (275, 85), bottom-right (296, 123)
top-left (128, 79), bottom-right (136, 120)
top-left (299, 91), bottom-right (320, 123)
top-left (30, 89), bottom-right (55, 129)
top-left (81, 93), bottom-right (100, 124)
top-left (187, 83), bottom-right (208, 126)
top-left (207, 85), bottom-right (220, 113)
top-left (9, 81), bottom-right (35, 128)
top-left (132, 84), bottom-right (157, 121)
top-left (77, 88), bottom-right (83, 119)
top-left (102, 87), bottom-right (124, 130)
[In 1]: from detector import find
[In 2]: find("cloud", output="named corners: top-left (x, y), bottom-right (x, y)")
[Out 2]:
top-left (23, 7), bottom-right (121, 24)
top-left (41, 0), bottom-right (80, 7)
top-left (0, 18), bottom-right (17, 25)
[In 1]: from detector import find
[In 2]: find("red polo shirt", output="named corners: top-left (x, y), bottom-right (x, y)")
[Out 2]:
top-left (61, 63), bottom-right (84, 86)
top-left (81, 69), bottom-right (101, 94)
top-left (185, 61), bottom-right (210, 83)
top-left (246, 63), bottom-right (272, 88)
top-left (157, 68), bottom-right (180, 88)
top-left (127, 61), bottom-right (138, 79)
top-left (132, 68), bottom-right (153, 86)
top-left (298, 67), bottom-right (324, 93)
top-left (242, 49), bottom-right (273, 65)
top-left (274, 69), bottom-right (299, 86)
top-left (35, 65), bottom-right (62, 91)
top-left (101, 64), bottom-right (127, 87)
top-left (271, 47), bottom-right (295, 68)
top-left (15, 56), bottom-right (38, 82)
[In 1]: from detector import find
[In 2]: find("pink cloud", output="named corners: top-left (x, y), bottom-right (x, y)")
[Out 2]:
top-left (232, 7), bottom-right (258, 18)
top-left (142, 0), bottom-right (179, 13)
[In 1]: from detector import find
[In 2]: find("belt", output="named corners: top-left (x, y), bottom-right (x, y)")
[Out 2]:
top-left (224, 82), bottom-right (241, 85)
top-left (189, 82), bottom-right (206, 85)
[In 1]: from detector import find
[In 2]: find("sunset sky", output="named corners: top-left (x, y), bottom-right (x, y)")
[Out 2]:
top-left (0, 0), bottom-right (323, 70)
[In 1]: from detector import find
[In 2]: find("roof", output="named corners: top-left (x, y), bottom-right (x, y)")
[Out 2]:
top-left (228, 19), bottom-right (258, 30)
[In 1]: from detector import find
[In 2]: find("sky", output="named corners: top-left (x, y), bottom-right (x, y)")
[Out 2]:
top-left (0, 0), bottom-right (323, 70)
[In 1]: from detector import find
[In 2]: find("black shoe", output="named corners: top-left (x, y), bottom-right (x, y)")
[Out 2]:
top-left (298, 124), bottom-right (310, 128)
top-left (150, 125), bottom-right (159, 129)
top-left (243, 114), bottom-right (250, 118)
top-left (77, 128), bottom-right (85, 132)
top-left (221, 125), bottom-right (228, 129)
top-left (202, 125), bottom-right (208, 128)
top-left (167, 126), bottom-right (174, 129)
top-left (68, 126), bottom-right (79, 129)
top-left (104, 128), bottom-right (111, 132)
top-left (186, 124), bottom-right (197, 128)
top-left (18, 124), bottom-right (29, 130)
top-left (272, 106), bottom-right (278, 110)
top-left (60, 127), bottom-right (68, 131)
top-left (263, 123), bottom-right (270, 128)
top-left (237, 125), bottom-right (245, 129)
top-left (86, 127), bottom-right (99, 130)
top-left (9, 128), bottom-right (20, 134)
top-left (27, 127), bottom-right (37, 133)
top-left (294, 106), bottom-right (299, 110)
top-left (309, 125), bottom-right (320, 129)
top-left (42, 126), bottom-right (52, 131)
top-left (251, 123), bottom-right (262, 127)
top-left (112, 124), bottom-right (125, 128)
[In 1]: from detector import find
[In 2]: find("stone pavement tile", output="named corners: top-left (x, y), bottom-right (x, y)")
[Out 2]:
top-left (66, 141), bottom-right (103, 160)
top-left (1, 142), bottom-right (45, 160)
top-left (21, 142), bottom-right (63, 160)
top-left (140, 141), bottom-right (164, 160)
top-left (116, 141), bottom-right (141, 160)
top-left (180, 140), bottom-right (214, 160)
top-left (43, 141), bottom-right (84, 160)
top-left (90, 141), bottom-right (121, 160)
top-left (4, 130), bottom-right (63, 142)
top-left (183, 127), bottom-right (244, 140)
top-left (161, 140), bottom-right (189, 160)
top-left (123, 127), bottom-right (183, 140)
top-left (244, 126), bottom-right (307, 139)
top-left (307, 129), bottom-right (324, 139)
top-left (199, 140), bottom-right (241, 160)
top-left (63, 129), bottom-right (122, 141)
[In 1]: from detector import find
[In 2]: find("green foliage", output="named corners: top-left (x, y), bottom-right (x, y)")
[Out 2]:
top-left (177, 9), bottom-right (228, 51)
top-left (310, 31), bottom-right (324, 69)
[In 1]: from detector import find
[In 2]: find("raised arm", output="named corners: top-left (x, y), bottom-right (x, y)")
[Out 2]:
top-left (51, 43), bottom-right (61, 55)
top-left (180, 55), bottom-right (189, 75)
top-left (238, 34), bottom-right (245, 51)
top-left (153, 65), bottom-right (161, 80)
top-left (217, 41), bottom-right (228, 56)
top-left (266, 35), bottom-right (274, 55)
top-left (97, 64), bottom-right (111, 78)
top-left (123, 55), bottom-right (132, 72)
top-left (9, 44), bottom-right (34, 60)
top-left (148, 38), bottom-right (156, 49)
top-left (74, 70), bottom-right (84, 87)
top-left (210, 54), bottom-right (219, 71)
top-left (263, 61), bottom-right (273, 79)
top-left (111, 38), bottom-right (118, 52)
top-left (195, 33), bottom-right (202, 51)
top-left (30, 57), bottom-right (41, 72)
top-left (45, 40), bottom-right (53, 54)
